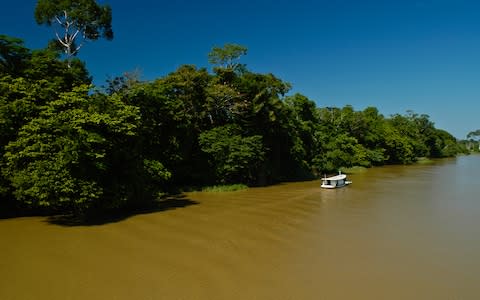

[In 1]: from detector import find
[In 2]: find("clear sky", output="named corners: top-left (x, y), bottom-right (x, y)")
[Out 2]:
top-left (2, 0), bottom-right (480, 138)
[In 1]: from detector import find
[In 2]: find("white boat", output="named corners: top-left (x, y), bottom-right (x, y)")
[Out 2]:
top-left (321, 172), bottom-right (352, 189)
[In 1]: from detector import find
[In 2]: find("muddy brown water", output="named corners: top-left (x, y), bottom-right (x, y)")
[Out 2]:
top-left (1, 155), bottom-right (479, 299)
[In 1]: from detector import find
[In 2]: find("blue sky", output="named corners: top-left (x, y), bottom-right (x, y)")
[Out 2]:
top-left (2, 0), bottom-right (480, 138)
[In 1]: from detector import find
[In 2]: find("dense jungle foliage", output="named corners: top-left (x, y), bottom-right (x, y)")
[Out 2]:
top-left (0, 9), bottom-right (469, 215)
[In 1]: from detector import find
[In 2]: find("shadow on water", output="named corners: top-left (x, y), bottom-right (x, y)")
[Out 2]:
top-left (1, 194), bottom-right (198, 226)
top-left (0, 197), bottom-right (51, 220)
top-left (46, 194), bottom-right (199, 227)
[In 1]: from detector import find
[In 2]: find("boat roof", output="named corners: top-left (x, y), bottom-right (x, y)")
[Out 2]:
top-left (322, 174), bottom-right (347, 181)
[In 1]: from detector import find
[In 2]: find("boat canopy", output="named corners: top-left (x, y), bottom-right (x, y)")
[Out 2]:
top-left (322, 174), bottom-right (347, 181)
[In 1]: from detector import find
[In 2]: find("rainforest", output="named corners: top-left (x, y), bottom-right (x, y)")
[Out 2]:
top-left (0, 1), bottom-right (470, 216)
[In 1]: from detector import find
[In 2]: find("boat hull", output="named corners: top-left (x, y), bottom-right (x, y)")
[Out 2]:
top-left (321, 181), bottom-right (352, 189)
top-left (321, 173), bottom-right (352, 189)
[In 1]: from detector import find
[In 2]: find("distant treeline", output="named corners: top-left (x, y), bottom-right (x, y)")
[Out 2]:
top-left (460, 130), bottom-right (480, 152)
top-left (0, 36), bottom-right (468, 215)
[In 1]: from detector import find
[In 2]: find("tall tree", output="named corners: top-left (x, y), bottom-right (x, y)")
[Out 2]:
top-left (467, 129), bottom-right (480, 151)
top-left (0, 35), bottom-right (31, 76)
top-left (467, 129), bottom-right (480, 141)
top-left (2, 85), bottom-right (144, 213)
top-left (199, 124), bottom-right (265, 184)
top-left (208, 43), bottom-right (247, 74)
top-left (284, 93), bottom-right (320, 172)
top-left (34, 0), bottom-right (113, 66)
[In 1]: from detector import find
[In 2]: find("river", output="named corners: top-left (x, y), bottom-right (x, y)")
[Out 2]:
top-left (1, 155), bottom-right (479, 299)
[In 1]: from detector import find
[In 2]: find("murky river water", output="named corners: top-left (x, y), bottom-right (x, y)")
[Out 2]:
top-left (1, 155), bottom-right (479, 299)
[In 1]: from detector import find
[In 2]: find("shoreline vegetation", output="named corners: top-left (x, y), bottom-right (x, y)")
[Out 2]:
top-left (415, 157), bottom-right (435, 164)
top-left (201, 184), bottom-right (249, 192)
top-left (339, 166), bottom-right (368, 174)
top-left (0, 1), bottom-right (478, 219)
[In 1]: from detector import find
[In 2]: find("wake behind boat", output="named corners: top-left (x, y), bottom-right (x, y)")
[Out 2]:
top-left (321, 171), bottom-right (352, 189)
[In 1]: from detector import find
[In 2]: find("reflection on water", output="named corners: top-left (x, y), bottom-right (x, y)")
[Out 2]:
top-left (1, 155), bottom-right (479, 299)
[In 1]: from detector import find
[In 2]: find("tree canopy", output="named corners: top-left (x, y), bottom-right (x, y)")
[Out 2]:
top-left (0, 29), bottom-right (468, 217)
top-left (467, 129), bottom-right (480, 141)
top-left (208, 44), bottom-right (247, 72)
top-left (34, 0), bottom-right (113, 65)
top-left (0, 35), bottom-right (31, 76)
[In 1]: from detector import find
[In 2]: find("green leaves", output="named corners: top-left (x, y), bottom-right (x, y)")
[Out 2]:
top-left (0, 35), bottom-right (31, 76)
top-left (467, 129), bottom-right (480, 141)
top-left (35, 0), bottom-right (113, 39)
top-left (208, 44), bottom-right (247, 71)
top-left (1, 32), bottom-right (465, 216)
top-left (199, 125), bottom-right (265, 184)
top-left (144, 159), bottom-right (171, 182)
top-left (2, 85), bottom-right (142, 212)
top-left (313, 134), bottom-right (370, 172)
top-left (34, 0), bottom-right (113, 63)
